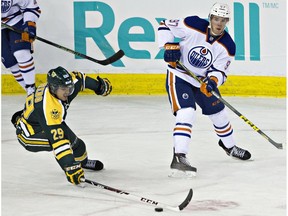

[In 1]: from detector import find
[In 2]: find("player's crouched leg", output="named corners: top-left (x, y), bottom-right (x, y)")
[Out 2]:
top-left (72, 137), bottom-right (104, 171)
top-left (17, 132), bottom-right (52, 152)
top-left (12, 111), bottom-right (53, 152)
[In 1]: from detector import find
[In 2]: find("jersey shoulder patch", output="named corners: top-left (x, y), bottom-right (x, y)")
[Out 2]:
top-left (184, 16), bottom-right (209, 34)
top-left (218, 32), bottom-right (236, 56)
top-left (71, 71), bottom-right (86, 83)
top-left (71, 71), bottom-right (86, 92)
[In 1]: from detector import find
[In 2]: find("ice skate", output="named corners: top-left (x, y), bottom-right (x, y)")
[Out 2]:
top-left (219, 140), bottom-right (251, 160)
top-left (82, 159), bottom-right (104, 171)
top-left (169, 153), bottom-right (197, 178)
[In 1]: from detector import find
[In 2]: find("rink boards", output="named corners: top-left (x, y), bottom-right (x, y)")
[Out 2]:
top-left (1, 74), bottom-right (286, 97)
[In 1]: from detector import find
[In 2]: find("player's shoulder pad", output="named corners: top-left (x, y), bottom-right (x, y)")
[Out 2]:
top-left (184, 16), bottom-right (209, 34)
top-left (71, 71), bottom-right (86, 83)
top-left (218, 31), bottom-right (236, 56)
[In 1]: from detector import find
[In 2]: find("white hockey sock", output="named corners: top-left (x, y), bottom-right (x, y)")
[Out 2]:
top-left (208, 108), bottom-right (235, 148)
top-left (9, 64), bottom-right (26, 90)
top-left (13, 50), bottom-right (35, 86)
top-left (173, 108), bottom-right (196, 154)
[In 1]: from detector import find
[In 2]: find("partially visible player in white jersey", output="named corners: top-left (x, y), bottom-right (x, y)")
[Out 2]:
top-left (158, 3), bottom-right (251, 177)
top-left (2, 0), bottom-right (41, 95)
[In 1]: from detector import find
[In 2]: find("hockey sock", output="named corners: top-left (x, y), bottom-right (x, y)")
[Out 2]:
top-left (10, 64), bottom-right (26, 90)
top-left (208, 108), bottom-right (235, 148)
top-left (173, 108), bottom-right (196, 154)
top-left (13, 50), bottom-right (35, 87)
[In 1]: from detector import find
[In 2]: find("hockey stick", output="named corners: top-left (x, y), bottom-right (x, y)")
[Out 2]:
top-left (82, 178), bottom-right (193, 211)
top-left (1, 22), bottom-right (124, 66)
top-left (176, 60), bottom-right (283, 149)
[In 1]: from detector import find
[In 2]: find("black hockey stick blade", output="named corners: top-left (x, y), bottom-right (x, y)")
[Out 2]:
top-left (259, 133), bottom-right (283, 149)
top-left (1, 22), bottom-right (125, 66)
top-left (96, 49), bottom-right (125, 65)
top-left (178, 188), bottom-right (193, 210)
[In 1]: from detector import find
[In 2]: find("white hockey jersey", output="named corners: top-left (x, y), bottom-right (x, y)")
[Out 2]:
top-left (1, 0), bottom-right (41, 26)
top-left (158, 16), bottom-right (235, 88)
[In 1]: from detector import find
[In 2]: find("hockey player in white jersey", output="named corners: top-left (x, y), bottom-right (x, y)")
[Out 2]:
top-left (2, 0), bottom-right (41, 95)
top-left (158, 3), bottom-right (251, 177)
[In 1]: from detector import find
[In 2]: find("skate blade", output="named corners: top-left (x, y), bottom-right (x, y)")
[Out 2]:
top-left (230, 155), bottom-right (254, 162)
top-left (168, 169), bottom-right (197, 178)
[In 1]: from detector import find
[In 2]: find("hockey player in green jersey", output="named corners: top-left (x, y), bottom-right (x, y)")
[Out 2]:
top-left (11, 66), bottom-right (112, 185)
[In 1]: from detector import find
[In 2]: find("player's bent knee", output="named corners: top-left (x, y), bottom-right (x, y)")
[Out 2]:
top-left (13, 49), bottom-right (32, 62)
top-left (176, 107), bottom-right (196, 125)
top-left (208, 108), bottom-right (229, 125)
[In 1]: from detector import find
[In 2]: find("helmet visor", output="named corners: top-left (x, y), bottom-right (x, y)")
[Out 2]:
top-left (58, 83), bottom-right (75, 96)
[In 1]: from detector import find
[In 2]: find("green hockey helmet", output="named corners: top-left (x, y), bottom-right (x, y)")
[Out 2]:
top-left (47, 66), bottom-right (74, 96)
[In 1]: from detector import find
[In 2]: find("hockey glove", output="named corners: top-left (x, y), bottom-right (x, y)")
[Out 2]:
top-left (95, 76), bottom-right (112, 96)
top-left (64, 162), bottom-right (84, 185)
top-left (11, 109), bottom-right (23, 127)
top-left (21, 21), bottom-right (36, 43)
top-left (164, 42), bottom-right (181, 68)
top-left (200, 76), bottom-right (218, 97)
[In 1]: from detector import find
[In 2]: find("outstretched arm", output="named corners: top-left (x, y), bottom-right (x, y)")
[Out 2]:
top-left (71, 71), bottom-right (112, 96)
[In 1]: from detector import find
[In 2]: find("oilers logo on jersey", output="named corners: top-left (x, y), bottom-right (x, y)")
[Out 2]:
top-left (182, 93), bottom-right (189, 100)
top-left (187, 46), bottom-right (213, 69)
top-left (1, 0), bottom-right (12, 13)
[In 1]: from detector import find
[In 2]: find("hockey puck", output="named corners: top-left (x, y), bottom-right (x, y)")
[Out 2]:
top-left (154, 207), bottom-right (163, 212)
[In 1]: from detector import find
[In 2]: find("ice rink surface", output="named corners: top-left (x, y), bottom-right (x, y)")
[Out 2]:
top-left (1, 95), bottom-right (286, 216)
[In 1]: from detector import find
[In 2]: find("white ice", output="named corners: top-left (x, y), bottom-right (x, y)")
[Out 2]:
top-left (1, 95), bottom-right (286, 216)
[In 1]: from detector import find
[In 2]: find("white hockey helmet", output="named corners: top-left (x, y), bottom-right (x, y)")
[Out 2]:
top-left (209, 3), bottom-right (230, 20)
